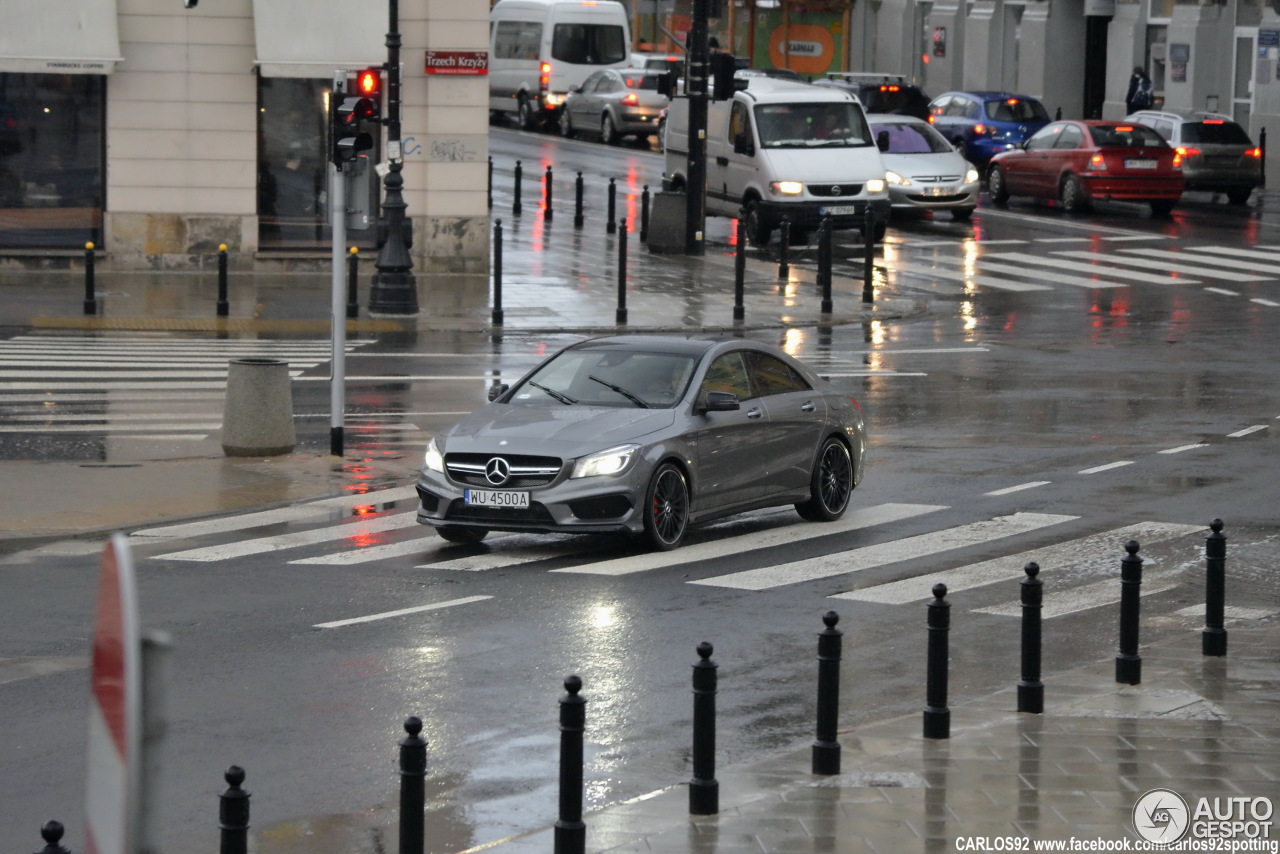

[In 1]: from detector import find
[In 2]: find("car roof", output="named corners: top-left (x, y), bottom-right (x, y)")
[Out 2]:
top-left (936, 90), bottom-right (1041, 101)
top-left (737, 78), bottom-right (856, 102)
top-left (569, 335), bottom-right (777, 358)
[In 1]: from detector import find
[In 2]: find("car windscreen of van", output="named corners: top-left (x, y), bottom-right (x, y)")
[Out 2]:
top-left (552, 23), bottom-right (628, 65)
top-left (755, 103), bottom-right (872, 148)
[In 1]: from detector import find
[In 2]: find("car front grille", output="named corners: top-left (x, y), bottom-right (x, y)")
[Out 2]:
top-left (445, 453), bottom-right (563, 488)
top-left (906, 192), bottom-right (970, 203)
top-left (807, 183), bottom-right (864, 197)
top-left (444, 499), bottom-right (557, 524)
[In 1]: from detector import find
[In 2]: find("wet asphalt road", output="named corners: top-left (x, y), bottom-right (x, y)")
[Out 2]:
top-left (2, 127), bottom-right (1279, 851)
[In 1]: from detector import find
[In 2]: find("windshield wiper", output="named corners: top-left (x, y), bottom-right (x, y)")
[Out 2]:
top-left (527, 381), bottom-right (577, 405)
top-left (589, 375), bottom-right (650, 409)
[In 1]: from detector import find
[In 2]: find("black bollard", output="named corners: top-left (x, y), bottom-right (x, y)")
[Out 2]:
top-left (492, 219), bottom-right (504, 326)
top-left (33, 820), bottom-right (71, 854)
top-left (606, 178), bottom-right (617, 234)
top-left (1203, 519), bottom-right (1228, 657)
top-left (219, 765), bottom-right (250, 854)
top-left (778, 217), bottom-right (791, 279)
top-left (346, 247), bottom-right (359, 319)
top-left (1261, 128), bottom-right (1268, 188)
top-left (812, 611), bottom-right (843, 775)
top-left (512, 160), bottom-right (523, 216)
top-left (399, 716), bottom-right (427, 854)
top-left (573, 171), bottom-right (584, 229)
top-left (640, 184), bottom-right (650, 242)
top-left (616, 217), bottom-right (628, 325)
top-left (923, 583), bottom-right (951, 739)
top-left (818, 216), bottom-right (833, 314)
top-left (216, 243), bottom-right (229, 317)
top-left (554, 675), bottom-right (586, 854)
top-left (1018, 562), bottom-right (1044, 714)
top-left (487, 155), bottom-right (493, 210)
top-left (1055, 106), bottom-right (1062, 120)
top-left (733, 211), bottom-right (746, 322)
top-left (544, 164), bottom-right (554, 222)
top-left (1115, 540), bottom-right (1144, 685)
top-left (862, 209), bottom-right (876, 304)
top-left (83, 241), bottom-right (97, 316)
top-left (689, 641), bottom-right (719, 815)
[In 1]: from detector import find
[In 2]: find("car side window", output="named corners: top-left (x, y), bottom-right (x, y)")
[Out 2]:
top-left (929, 96), bottom-right (951, 118)
top-left (1053, 124), bottom-right (1084, 149)
top-left (582, 71), bottom-right (604, 91)
top-left (746, 352), bottom-right (811, 397)
top-left (728, 102), bottom-right (751, 145)
top-left (1025, 123), bottom-right (1062, 151)
top-left (1153, 120), bottom-right (1174, 140)
top-left (593, 73), bottom-right (615, 93)
top-left (701, 352), bottom-right (752, 400)
top-left (949, 97), bottom-right (974, 118)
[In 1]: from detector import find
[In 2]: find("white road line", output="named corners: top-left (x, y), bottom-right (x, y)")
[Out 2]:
top-left (294, 375), bottom-right (509, 383)
top-left (985, 252), bottom-right (1195, 285)
top-left (1158, 444), bottom-right (1209, 454)
top-left (314, 595), bottom-right (493, 629)
top-left (690, 512), bottom-right (1078, 592)
top-left (929, 254), bottom-right (1137, 289)
top-left (0, 370), bottom-right (299, 380)
top-left (0, 423), bottom-right (223, 433)
top-left (418, 547), bottom-right (577, 571)
top-left (1036, 237), bottom-right (1093, 243)
top-left (1205, 287), bottom-right (1239, 296)
top-left (1050, 250), bottom-right (1271, 281)
top-left (153, 512), bottom-right (420, 560)
top-left (1078, 461), bottom-right (1134, 474)
top-left (1181, 245), bottom-right (1280, 263)
top-left (1101, 235), bottom-right (1174, 241)
top-left (818, 371), bottom-right (929, 378)
top-left (973, 574), bottom-right (1180, 618)
top-left (1253, 298), bottom-right (1280, 307)
top-left (832, 521), bottom-right (1202, 605)
top-left (984, 481), bottom-right (1050, 496)
top-left (292, 535), bottom-right (450, 565)
top-left (1118, 248), bottom-right (1280, 276)
top-left (132, 486), bottom-right (419, 539)
top-left (0, 392), bottom-right (226, 404)
top-left (1172, 604), bottom-right (1274, 621)
top-left (888, 259), bottom-right (1054, 292)
top-left (552, 503), bottom-right (948, 577)
top-left (1227, 425), bottom-right (1267, 438)
top-left (0, 358), bottom-right (329, 368)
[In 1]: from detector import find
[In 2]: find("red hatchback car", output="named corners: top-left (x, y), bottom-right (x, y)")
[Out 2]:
top-left (986, 120), bottom-right (1185, 216)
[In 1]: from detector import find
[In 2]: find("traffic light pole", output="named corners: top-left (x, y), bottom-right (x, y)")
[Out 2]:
top-left (329, 73), bottom-right (348, 457)
top-left (684, 0), bottom-right (709, 256)
top-left (368, 0), bottom-right (419, 314)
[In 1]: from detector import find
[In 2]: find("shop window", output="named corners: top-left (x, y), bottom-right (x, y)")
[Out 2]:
top-left (0, 73), bottom-right (105, 249)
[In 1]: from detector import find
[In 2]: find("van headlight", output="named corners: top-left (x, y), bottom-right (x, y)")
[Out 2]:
top-left (423, 437), bottom-right (444, 473)
top-left (571, 444), bottom-right (640, 478)
top-left (865, 178), bottom-right (887, 194)
top-left (884, 171), bottom-right (910, 186)
top-left (769, 181), bottom-right (804, 195)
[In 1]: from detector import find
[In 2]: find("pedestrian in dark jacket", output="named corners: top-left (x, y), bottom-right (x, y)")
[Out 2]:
top-left (1125, 66), bottom-right (1153, 114)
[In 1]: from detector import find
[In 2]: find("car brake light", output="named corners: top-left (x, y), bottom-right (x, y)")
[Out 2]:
top-left (620, 93), bottom-right (638, 106)
top-left (1006, 98), bottom-right (1019, 105)
top-left (1203, 119), bottom-right (1224, 124)
top-left (974, 123), bottom-right (987, 134)
top-left (540, 62), bottom-right (550, 93)
top-left (1115, 125), bottom-right (1134, 132)
top-left (1247, 147), bottom-right (1262, 158)
top-left (1173, 152), bottom-right (1182, 168)
top-left (1088, 153), bottom-right (1107, 170)
top-left (927, 115), bottom-right (935, 123)
top-left (1176, 146), bottom-right (1201, 158)
top-left (881, 85), bottom-right (900, 92)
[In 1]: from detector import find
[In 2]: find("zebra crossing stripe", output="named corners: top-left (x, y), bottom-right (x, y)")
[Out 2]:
top-left (926, 255), bottom-right (1130, 289)
top-left (888, 260), bottom-right (1054, 292)
top-left (1050, 250), bottom-right (1273, 281)
top-left (153, 512), bottom-right (421, 561)
top-left (552, 503), bottom-right (947, 577)
top-left (830, 521), bottom-right (1202, 605)
top-left (292, 535), bottom-right (453, 565)
top-left (314, 595), bottom-right (493, 630)
top-left (972, 573), bottom-right (1181, 618)
top-left (1182, 245), bottom-right (1280, 263)
top-left (986, 252), bottom-right (1195, 286)
top-left (1118, 248), bottom-right (1280, 276)
top-left (689, 512), bottom-right (1078, 592)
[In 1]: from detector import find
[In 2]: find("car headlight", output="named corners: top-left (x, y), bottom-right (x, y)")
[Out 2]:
top-left (571, 444), bottom-right (640, 479)
top-left (865, 178), bottom-right (887, 194)
top-left (964, 167), bottom-right (980, 184)
top-left (884, 170), bottom-right (910, 187)
top-left (769, 181), bottom-right (804, 195)
top-left (423, 437), bottom-right (444, 473)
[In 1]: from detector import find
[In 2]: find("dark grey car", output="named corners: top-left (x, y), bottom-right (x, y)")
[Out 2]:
top-left (416, 335), bottom-right (867, 551)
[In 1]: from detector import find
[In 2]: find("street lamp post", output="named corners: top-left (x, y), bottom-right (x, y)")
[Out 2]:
top-left (368, 0), bottom-right (420, 314)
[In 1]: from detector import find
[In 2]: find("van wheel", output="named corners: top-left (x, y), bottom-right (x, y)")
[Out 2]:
top-left (1227, 189), bottom-right (1252, 205)
top-left (744, 200), bottom-right (773, 246)
top-left (601, 114), bottom-right (619, 145)
top-left (559, 109), bottom-right (575, 138)
top-left (517, 96), bottom-right (536, 131)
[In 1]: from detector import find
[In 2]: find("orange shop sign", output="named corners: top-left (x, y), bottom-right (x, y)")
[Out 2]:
top-left (425, 51), bottom-right (489, 75)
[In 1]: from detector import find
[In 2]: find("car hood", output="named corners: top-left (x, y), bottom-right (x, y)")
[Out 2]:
top-left (440, 404), bottom-right (677, 456)
top-left (880, 150), bottom-right (971, 179)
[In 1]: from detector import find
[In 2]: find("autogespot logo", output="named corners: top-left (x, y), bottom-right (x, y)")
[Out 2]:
top-left (1134, 788), bottom-right (1191, 843)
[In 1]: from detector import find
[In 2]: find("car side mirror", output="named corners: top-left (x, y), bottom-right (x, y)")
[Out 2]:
top-left (698, 390), bottom-right (740, 413)
top-left (733, 132), bottom-right (754, 156)
top-left (487, 383), bottom-right (509, 402)
top-left (876, 130), bottom-right (890, 152)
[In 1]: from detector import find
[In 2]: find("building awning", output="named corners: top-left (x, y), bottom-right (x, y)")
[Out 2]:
top-left (0, 0), bottom-right (123, 74)
top-left (254, 0), bottom-right (389, 78)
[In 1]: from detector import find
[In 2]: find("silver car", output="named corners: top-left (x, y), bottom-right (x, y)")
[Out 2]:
top-left (868, 114), bottom-right (981, 221)
top-left (1124, 110), bottom-right (1262, 204)
top-left (559, 68), bottom-right (670, 144)
top-left (416, 335), bottom-right (867, 551)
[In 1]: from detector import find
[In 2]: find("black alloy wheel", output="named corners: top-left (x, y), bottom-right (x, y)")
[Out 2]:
top-left (644, 463), bottom-right (689, 550)
top-left (796, 437), bottom-right (853, 522)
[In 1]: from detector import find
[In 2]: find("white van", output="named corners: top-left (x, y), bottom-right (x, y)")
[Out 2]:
top-left (489, 0), bottom-right (632, 130)
top-left (664, 78), bottom-right (890, 245)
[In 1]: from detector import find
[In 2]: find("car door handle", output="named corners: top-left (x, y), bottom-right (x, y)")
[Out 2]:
top-left (746, 408), bottom-right (763, 419)
top-left (801, 401), bottom-right (815, 412)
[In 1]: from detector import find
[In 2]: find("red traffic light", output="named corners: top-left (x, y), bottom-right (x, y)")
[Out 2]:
top-left (357, 68), bottom-right (381, 97)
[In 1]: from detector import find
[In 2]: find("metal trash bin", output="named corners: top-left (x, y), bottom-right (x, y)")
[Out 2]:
top-left (221, 358), bottom-right (296, 456)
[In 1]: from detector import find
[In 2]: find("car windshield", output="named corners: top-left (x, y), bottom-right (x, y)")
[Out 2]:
top-left (983, 98), bottom-right (1050, 123)
top-left (1088, 124), bottom-right (1167, 148)
top-left (755, 103), bottom-right (873, 148)
top-left (872, 121), bottom-right (953, 154)
top-left (511, 349), bottom-right (697, 409)
top-left (1182, 121), bottom-right (1252, 145)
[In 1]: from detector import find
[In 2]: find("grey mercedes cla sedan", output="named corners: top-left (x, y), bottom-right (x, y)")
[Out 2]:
top-left (416, 335), bottom-right (867, 550)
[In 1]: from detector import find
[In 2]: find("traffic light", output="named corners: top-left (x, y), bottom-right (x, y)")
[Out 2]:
top-left (330, 68), bottom-right (382, 169)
